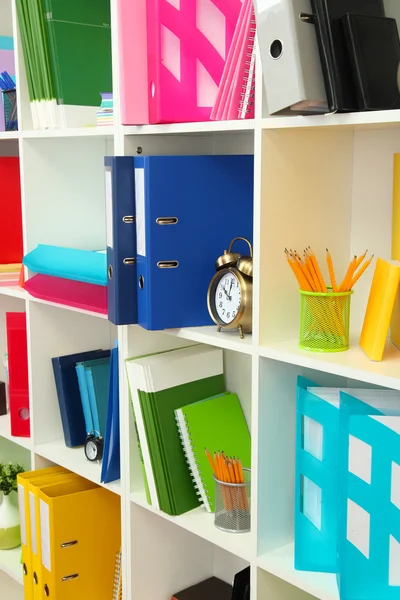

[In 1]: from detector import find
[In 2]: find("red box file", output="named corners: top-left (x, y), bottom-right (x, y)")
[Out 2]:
top-left (6, 312), bottom-right (30, 437)
top-left (0, 157), bottom-right (23, 264)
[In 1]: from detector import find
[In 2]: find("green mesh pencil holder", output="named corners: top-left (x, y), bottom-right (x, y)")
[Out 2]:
top-left (299, 289), bottom-right (353, 352)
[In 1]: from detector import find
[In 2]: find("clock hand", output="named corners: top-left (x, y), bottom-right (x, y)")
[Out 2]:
top-left (228, 280), bottom-right (233, 300)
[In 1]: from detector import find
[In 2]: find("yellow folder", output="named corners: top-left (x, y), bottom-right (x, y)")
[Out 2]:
top-left (39, 479), bottom-right (121, 600)
top-left (28, 473), bottom-right (80, 600)
top-left (17, 467), bottom-right (68, 600)
top-left (360, 258), bottom-right (400, 361)
top-left (391, 154), bottom-right (400, 347)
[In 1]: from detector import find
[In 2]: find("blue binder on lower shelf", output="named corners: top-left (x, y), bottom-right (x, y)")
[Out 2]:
top-left (105, 154), bottom-right (254, 330)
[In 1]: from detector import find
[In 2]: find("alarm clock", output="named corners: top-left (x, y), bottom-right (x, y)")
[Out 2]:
top-left (207, 237), bottom-right (253, 338)
top-left (84, 432), bottom-right (104, 462)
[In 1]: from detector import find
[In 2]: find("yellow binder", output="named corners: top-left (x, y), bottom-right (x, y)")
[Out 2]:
top-left (17, 467), bottom-right (68, 600)
top-left (39, 479), bottom-right (121, 600)
top-left (28, 473), bottom-right (80, 600)
top-left (391, 154), bottom-right (400, 347)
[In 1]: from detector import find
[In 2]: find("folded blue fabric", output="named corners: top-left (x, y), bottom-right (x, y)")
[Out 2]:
top-left (23, 245), bottom-right (107, 286)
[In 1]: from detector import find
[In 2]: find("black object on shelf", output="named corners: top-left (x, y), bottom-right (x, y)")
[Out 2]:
top-left (0, 381), bottom-right (7, 416)
top-left (343, 14), bottom-right (400, 111)
top-left (232, 566), bottom-right (250, 600)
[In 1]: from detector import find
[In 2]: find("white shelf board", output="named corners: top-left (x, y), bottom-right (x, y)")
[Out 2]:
top-left (26, 295), bottom-right (107, 319)
top-left (258, 544), bottom-right (338, 600)
top-left (34, 440), bottom-right (121, 495)
top-left (262, 109), bottom-right (400, 131)
top-left (0, 131), bottom-right (19, 140)
top-left (0, 415), bottom-right (32, 450)
top-left (0, 546), bottom-right (23, 585)
top-left (0, 287), bottom-right (27, 300)
top-left (22, 127), bottom-right (115, 139)
top-left (163, 326), bottom-right (254, 355)
top-left (131, 490), bottom-right (253, 562)
top-left (123, 119), bottom-right (255, 136)
top-left (259, 338), bottom-right (400, 389)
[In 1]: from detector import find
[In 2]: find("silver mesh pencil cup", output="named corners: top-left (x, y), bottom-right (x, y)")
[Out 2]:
top-left (213, 468), bottom-right (251, 533)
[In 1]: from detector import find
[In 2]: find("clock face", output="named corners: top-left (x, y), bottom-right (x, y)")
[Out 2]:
top-left (215, 271), bottom-right (241, 324)
top-left (85, 440), bottom-right (98, 461)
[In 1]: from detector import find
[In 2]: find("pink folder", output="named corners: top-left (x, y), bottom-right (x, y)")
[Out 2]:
top-left (24, 274), bottom-right (107, 315)
top-left (118, 0), bottom-right (242, 125)
top-left (211, 0), bottom-right (256, 121)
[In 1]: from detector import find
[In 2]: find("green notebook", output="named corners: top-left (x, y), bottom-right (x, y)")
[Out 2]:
top-left (175, 393), bottom-right (251, 512)
top-left (126, 346), bottom-right (226, 516)
top-left (44, 0), bottom-right (112, 106)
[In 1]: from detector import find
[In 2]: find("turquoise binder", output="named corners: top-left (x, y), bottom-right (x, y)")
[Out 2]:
top-left (84, 358), bottom-right (111, 436)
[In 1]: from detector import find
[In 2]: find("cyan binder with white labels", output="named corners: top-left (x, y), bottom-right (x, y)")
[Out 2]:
top-left (105, 155), bottom-right (254, 330)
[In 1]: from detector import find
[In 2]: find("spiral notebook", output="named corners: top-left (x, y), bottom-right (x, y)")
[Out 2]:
top-left (175, 392), bottom-right (251, 513)
top-left (112, 548), bottom-right (122, 600)
top-left (211, 0), bottom-right (256, 121)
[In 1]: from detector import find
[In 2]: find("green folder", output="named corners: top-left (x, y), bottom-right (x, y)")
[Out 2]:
top-left (43, 0), bottom-right (112, 106)
top-left (175, 393), bottom-right (251, 512)
top-left (126, 346), bottom-right (226, 516)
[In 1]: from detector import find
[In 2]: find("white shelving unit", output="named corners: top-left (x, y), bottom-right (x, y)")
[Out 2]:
top-left (0, 0), bottom-right (399, 598)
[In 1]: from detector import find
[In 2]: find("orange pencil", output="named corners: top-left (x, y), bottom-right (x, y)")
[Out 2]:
top-left (308, 247), bottom-right (327, 292)
top-left (205, 449), bottom-right (217, 477)
top-left (355, 250), bottom-right (368, 270)
top-left (339, 256), bottom-right (357, 292)
top-left (304, 251), bottom-right (321, 291)
top-left (326, 249), bottom-right (338, 292)
top-left (349, 255), bottom-right (374, 288)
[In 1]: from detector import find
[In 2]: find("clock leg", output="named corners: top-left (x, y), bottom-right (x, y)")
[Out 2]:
top-left (238, 324), bottom-right (244, 339)
top-left (217, 326), bottom-right (221, 332)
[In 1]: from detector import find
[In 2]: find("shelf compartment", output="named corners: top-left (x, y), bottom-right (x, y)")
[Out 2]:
top-left (35, 440), bottom-right (120, 495)
top-left (262, 109), bottom-right (400, 132)
top-left (0, 546), bottom-right (23, 585)
top-left (123, 119), bottom-right (255, 136)
top-left (131, 488), bottom-right (252, 562)
top-left (258, 544), bottom-right (338, 600)
top-left (163, 326), bottom-right (254, 355)
top-left (22, 127), bottom-right (115, 139)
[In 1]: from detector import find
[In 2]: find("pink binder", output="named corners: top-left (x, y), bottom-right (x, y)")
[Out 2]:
top-left (118, 0), bottom-right (242, 125)
top-left (24, 274), bottom-right (107, 315)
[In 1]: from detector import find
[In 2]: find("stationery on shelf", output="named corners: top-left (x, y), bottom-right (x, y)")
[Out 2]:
top-left (171, 577), bottom-right (233, 600)
top-left (232, 567), bottom-right (251, 600)
top-left (118, 0), bottom-right (243, 124)
top-left (17, 466), bottom-right (68, 600)
top-left (75, 355), bottom-right (111, 436)
top-left (105, 157), bottom-right (137, 325)
top-left (112, 548), bottom-right (123, 600)
top-left (211, 0), bottom-right (256, 121)
top-left (295, 377), bottom-right (400, 574)
top-left (310, 0), bottom-right (385, 113)
top-left (391, 153), bottom-right (400, 348)
top-left (101, 346), bottom-right (121, 484)
top-left (126, 345), bottom-right (225, 515)
top-left (175, 393), bottom-right (251, 512)
top-left (24, 274), bottom-right (108, 314)
top-left (52, 349), bottom-right (110, 447)
top-left (0, 157), bottom-right (23, 265)
top-left (360, 258), bottom-right (400, 361)
top-left (133, 154), bottom-right (254, 330)
top-left (0, 37), bottom-right (15, 130)
top-left (0, 382), bottom-right (6, 416)
top-left (97, 92), bottom-right (114, 126)
top-left (23, 245), bottom-right (107, 286)
top-left (343, 14), bottom-right (400, 111)
top-left (6, 312), bottom-right (29, 437)
top-left (16, 0), bottom-right (112, 129)
top-left (254, 0), bottom-right (328, 115)
top-left (38, 477), bottom-right (120, 599)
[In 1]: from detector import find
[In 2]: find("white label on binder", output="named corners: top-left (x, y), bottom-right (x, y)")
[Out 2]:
top-left (18, 484), bottom-right (27, 546)
top-left (135, 168), bottom-right (146, 257)
top-left (255, 0), bottom-right (280, 15)
top-left (29, 491), bottom-right (37, 555)
top-left (105, 168), bottom-right (113, 249)
top-left (40, 499), bottom-right (51, 571)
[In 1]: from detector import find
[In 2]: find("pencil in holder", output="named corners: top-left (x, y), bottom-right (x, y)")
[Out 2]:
top-left (3, 90), bottom-right (17, 131)
top-left (299, 289), bottom-right (353, 353)
top-left (213, 468), bottom-right (251, 533)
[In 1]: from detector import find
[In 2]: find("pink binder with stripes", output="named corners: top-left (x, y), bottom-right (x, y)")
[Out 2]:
top-left (118, 0), bottom-right (242, 125)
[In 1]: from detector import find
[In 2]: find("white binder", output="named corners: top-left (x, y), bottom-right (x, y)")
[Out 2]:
top-left (255, 0), bottom-right (328, 115)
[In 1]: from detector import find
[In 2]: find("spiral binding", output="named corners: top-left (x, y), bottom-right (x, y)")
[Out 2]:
top-left (112, 548), bottom-right (122, 600)
top-left (175, 413), bottom-right (212, 511)
top-left (238, 11), bottom-right (256, 119)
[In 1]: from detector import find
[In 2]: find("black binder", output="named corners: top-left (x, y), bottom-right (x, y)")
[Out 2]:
top-left (311, 0), bottom-right (385, 112)
top-left (343, 14), bottom-right (400, 111)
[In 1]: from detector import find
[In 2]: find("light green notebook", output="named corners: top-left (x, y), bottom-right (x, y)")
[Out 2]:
top-left (175, 393), bottom-right (251, 513)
